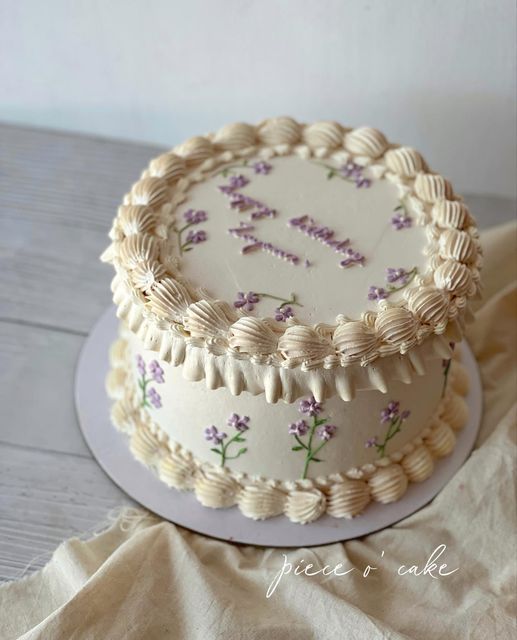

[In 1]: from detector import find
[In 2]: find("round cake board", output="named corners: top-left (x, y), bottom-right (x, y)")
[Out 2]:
top-left (75, 308), bottom-right (483, 548)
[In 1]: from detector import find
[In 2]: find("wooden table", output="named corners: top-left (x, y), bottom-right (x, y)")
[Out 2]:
top-left (0, 123), bottom-right (514, 582)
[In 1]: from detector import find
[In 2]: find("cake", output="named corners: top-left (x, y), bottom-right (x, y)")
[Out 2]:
top-left (101, 117), bottom-right (481, 524)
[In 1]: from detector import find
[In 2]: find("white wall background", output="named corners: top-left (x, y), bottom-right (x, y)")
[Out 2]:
top-left (1, 0), bottom-right (516, 198)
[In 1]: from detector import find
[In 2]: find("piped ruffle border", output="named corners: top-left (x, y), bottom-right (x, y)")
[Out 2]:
top-left (106, 337), bottom-right (470, 524)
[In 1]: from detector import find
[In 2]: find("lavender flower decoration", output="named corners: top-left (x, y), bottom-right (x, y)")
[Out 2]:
top-left (391, 203), bottom-right (413, 230)
top-left (368, 286), bottom-right (389, 301)
top-left (318, 161), bottom-right (372, 188)
top-left (366, 401), bottom-right (411, 457)
top-left (149, 360), bottom-right (165, 384)
top-left (234, 291), bottom-right (261, 311)
top-left (274, 306), bottom-right (294, 322)
top-left (299, 396), bottom-right (323, 417)
top-left (135, 354), bottom-right (165, 409)
top-left (253, 161), bottom-right (272, 174)
top-left (184, 209), bottom-right (208, 225)
top-left (233, 290), bottom-right (301, 317)
top-left (365, 436), bottom-right (378, 449)
top-left (288, 420), bottom-right (309, 437)
top-left (204, 425), bottom-right (227, 445)
top-left (206, 414), bottom-right (251, 466)
top-left (368, 267), bottom-right (417, 302)
top-left (229, 174), bottom-right (249, 189)
top-left (185, 229), bottom-right (207, 245)
top-left (289, 396), bottom-right (337, 479)
top-left (147, 388), bottom-right (162, 409)
top-left (175, 209), bottom-right (209, 255)
top-left (227, 413), bottom-right (250, 432)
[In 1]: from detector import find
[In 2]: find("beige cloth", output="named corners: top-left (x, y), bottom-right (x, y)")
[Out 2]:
top-left (1, 222), bottom-right (516, 640)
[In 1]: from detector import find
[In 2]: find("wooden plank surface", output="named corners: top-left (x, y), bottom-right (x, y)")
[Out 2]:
top-left (0, 121), bottom-right (514, 583)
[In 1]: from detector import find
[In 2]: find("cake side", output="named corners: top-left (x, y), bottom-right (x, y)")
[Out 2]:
top-left (106, 329), bottom-right (470, 524)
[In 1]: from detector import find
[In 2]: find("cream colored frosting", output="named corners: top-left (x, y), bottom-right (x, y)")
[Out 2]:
top-left (101, 118), bottom-right (482, 399)
top-left (106, 335), bottom-right (470, 523)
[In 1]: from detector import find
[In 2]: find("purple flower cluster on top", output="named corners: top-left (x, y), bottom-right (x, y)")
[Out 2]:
top-left (288, 419), bottom-right (309, 436)
top-left (274, 306), bottom-right (294, 322)
top-left (185, 229), bottom-right (207, 245)
top-left (340, 162), bottom-right (371, 188)
top-left (386, 267), bottom-right (410, 285)
top-left (234, 291), bottom-right (260, 311)
top-left (253, 161), bottom-right (272, 175)
top-left (391, 212), bottom-right (412, 230)
top-left (368, 286), bottom-right (389, 301)
top-left (184, 209), bottom-right (208, 225)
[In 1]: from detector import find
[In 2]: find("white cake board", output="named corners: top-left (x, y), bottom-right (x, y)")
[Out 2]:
top-left (75, 308), bottom-right (483, 547)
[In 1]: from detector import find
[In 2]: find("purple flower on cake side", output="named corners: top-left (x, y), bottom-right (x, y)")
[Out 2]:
top-left (174, 209), bottom-right (209, 255)
top-left (365, 401), bottom-right (411, 457)
top-left (204, 425), bottom-right (227, 445)
top-left (205, 414), bottom-right (251, 466)
top-left (135, 355), bottom-right (165, 409)
top-left (217, 159), bottom-right (274, 178)
top-left (289, 396), bottom-right (338, 479)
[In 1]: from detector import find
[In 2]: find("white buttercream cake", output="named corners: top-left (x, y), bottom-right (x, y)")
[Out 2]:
top-left (101, 118), bottom-right (481, 524)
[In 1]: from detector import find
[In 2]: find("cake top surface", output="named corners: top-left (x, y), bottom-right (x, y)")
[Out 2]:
top-left (101, 117), bottom-right (482, 376)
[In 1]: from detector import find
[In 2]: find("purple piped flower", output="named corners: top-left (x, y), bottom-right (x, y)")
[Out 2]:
top-left (228, 192), bottom-right (250, 211)
top-left (184, 209), bottom-right (208, 225)
top-left (148, 388), bottom-right (162, 409)
top-left (229, 174), bottom-right (249, 189)
top-left (136, 354), bottom-right (146, 376)
top-left (386, 267), bottom-right (409, 284)
top-left (227, 413), bottom-right (250, 432)
top-left (234, 291), bottom-right (260, 311)
top-left (340, 162), bottom-right (363, 179)
top-left (288, 419), bottom-right (309, 437)
top-left (253, 161), bottom-right (272, 175)
top-left (317, 424), bottom-right (337, 441)
top-left (365, 436), bottom-right (378, 449)
top-left (186, 229), bottom-right (207, 244)
top-left (299, 396), bottom-right (323, 417)
top-left (391, 212), bottom-right (412, 230)
top-left (401, 409), bottom-right (411, 421)
top-left (148, 360), bottom-right (165, 384)
top-left (381, 401), bottom-right (400, 424)
top-left (274, 306), bottom-right (294, 322)
top-left (368, 286), bottom-right (388, 301)
top-left (204, 425), bottom-right (227, 444)
top-left (340, 162), bottom-right (371, 188)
